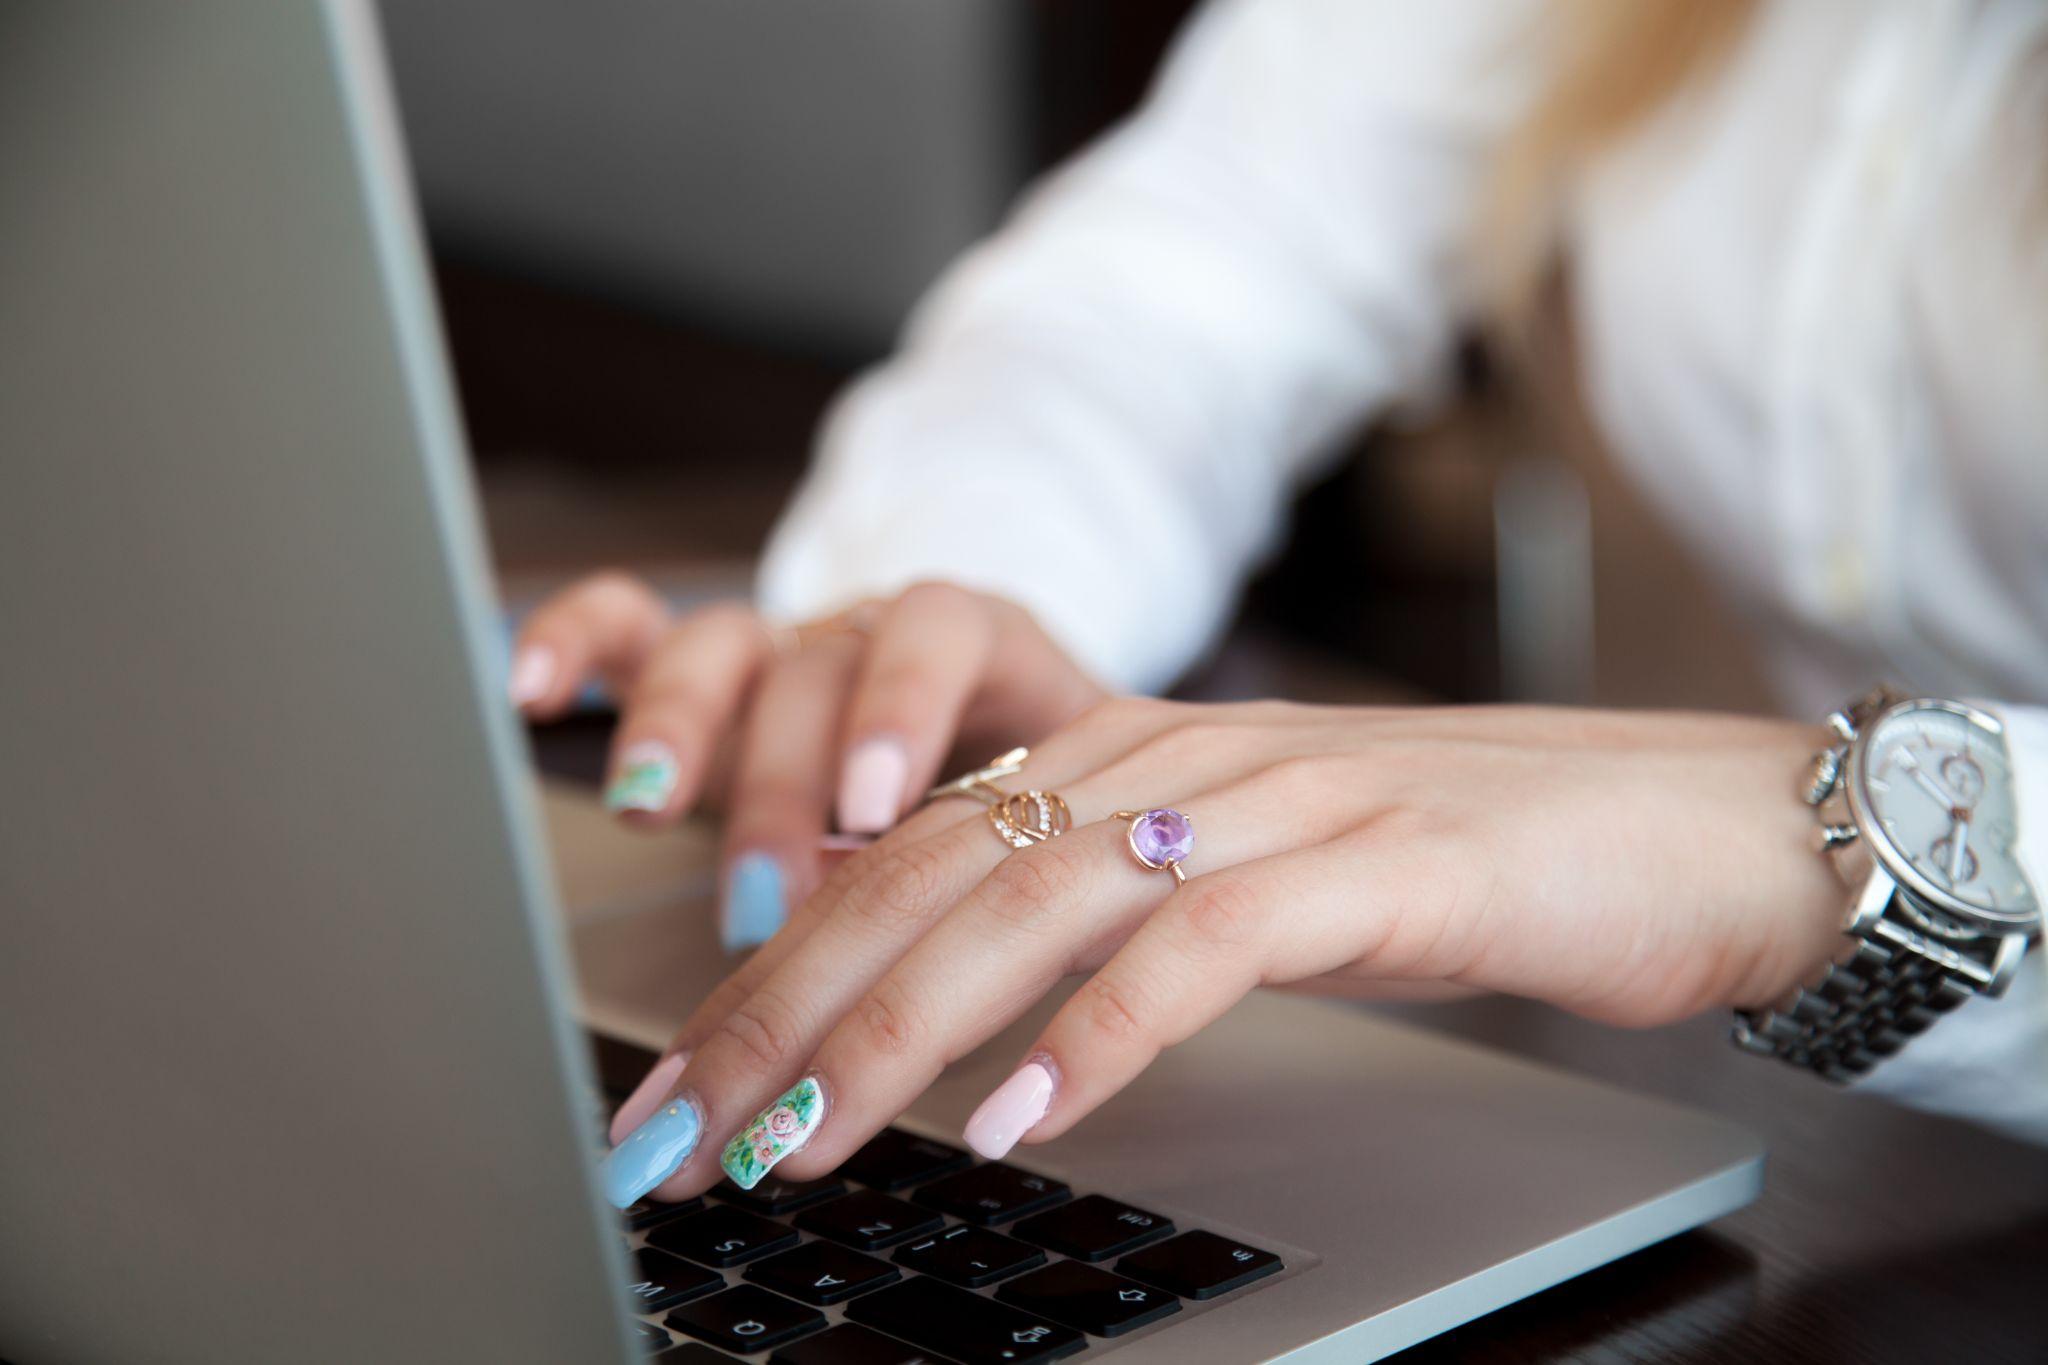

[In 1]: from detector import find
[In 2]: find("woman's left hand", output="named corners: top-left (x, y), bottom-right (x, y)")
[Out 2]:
top-left (609, 698), bottom-right (1847, 1202)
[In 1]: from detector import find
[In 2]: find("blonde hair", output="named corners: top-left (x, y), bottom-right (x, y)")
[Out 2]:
top-left (1483, 0), bottom-right (1759, 322)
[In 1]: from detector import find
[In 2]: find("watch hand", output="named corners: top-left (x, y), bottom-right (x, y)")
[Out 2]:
top-left (1947, 818), bottom-right (1971, 884)
top-left (1898, 753), bottom-right (1964, 810)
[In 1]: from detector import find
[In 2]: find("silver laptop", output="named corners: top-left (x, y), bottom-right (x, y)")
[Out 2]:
top-left (0, 4), bottom-right (1764, 1362)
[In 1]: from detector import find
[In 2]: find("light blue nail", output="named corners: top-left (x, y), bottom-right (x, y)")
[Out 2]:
top-left (598, 1093), bottom-right (702, 1209)
top-left (723, 853), bottom-right (787, 953)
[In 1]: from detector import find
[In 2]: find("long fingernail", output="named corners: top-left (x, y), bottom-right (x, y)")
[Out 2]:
top-left (605, 740), bottom-right (679, 814)
top-left (722, 1076), bottom-right (826, 1190)
top-left (599, 1089), bottom-right (704, 1208)
top-left (963, 1060), bottom-right (1054, 1160)
top-left (722, 853), bottom-right (787, 953)
top-left (610, 1050), bottom-right (691, 1145)
top-left (838, 736), bottom-right (909, 833)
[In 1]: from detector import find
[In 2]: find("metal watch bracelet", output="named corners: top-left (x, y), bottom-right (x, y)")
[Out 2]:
top-left (1729, 686), bottom-right (2003, 1084)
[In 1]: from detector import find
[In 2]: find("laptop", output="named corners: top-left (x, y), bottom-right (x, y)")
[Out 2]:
top-left (0, 3), bottom-right (1764, 1362)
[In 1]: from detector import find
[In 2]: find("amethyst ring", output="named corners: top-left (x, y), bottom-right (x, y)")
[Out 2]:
top-left (1112, 808), bottom-right (1195, 885)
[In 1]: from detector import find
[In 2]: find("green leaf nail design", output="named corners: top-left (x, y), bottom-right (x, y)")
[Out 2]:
top-left (721, 1076), bottom-right (825, 1190)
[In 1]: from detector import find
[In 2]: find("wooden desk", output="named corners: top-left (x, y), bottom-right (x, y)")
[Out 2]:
top-left (532, 710), bottom-right (2048, 1365)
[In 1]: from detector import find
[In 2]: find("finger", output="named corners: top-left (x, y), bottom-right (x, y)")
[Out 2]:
top-left (651, 698), bottom-right (1192, 1065)
top-left (511, 571), bottom-right (667, 718)
top-left (679, 736), bottom-right (1356, 1194)
top-left (1019, 829), bottom-right (1417, 1148)
top-left (775, 764), bottom-right (1368, 1176)
top-left (602, 602), bottom-right (773, 825)
top-left (836, 583), bottom-right (997, 834)
top-left (717, 634), bottom-right (864, 953)
top-left (624, 698), bottom-right (1214, 1199)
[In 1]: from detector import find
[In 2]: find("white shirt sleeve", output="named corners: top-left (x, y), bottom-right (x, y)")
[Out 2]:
top-left (757, 0), bottom-right (1546, 692)
top-left (1848, 702), bottom-right (2048, 1146)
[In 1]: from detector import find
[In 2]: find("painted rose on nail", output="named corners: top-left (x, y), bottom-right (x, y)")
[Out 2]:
top-left (722, 1077), bottom-right (825, 1189)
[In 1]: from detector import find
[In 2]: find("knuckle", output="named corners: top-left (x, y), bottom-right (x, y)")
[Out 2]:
top-left (852, 978), bottom-right (925, 1060)
top-left (1075, 694), bottom-right (1173, 737)
top-left (1175, 875), bottom-right (1266, 953)
top-left (985, 844), bottom-right (1086, 921)
top-left (1078, 973), bottom-right (1151, 1046)
top-left (895, 579), bottom-right (977, 615)
top-left (845, 842), bottom-right (951, 933)
top-left (1135, 719), bottom-right (1239, 769)
top-left (1259, 751), bottom-right (1346, 796)
top-left (692, 599), bottom-right (762, 639)
top-left (713, 989), bottom-right (807, 1074)
top-left (580, 567), bottom-right (646, 604)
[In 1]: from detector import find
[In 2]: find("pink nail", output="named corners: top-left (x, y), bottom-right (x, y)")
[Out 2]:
top-left (609, 1050), bottom-right (690, 1145)
top-left (838, 736), bottom-right (910, 834)
top-left (509, 645), bottom-right (556, 708)
top-left (963, 1061), bottom-right (1054, 1160)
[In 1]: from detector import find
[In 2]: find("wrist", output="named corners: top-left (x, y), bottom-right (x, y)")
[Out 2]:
top-left (1723, 720), bottom-right (1851, 1013)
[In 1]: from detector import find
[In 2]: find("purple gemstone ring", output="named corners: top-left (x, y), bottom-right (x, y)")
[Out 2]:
top-left (1112, 808), bottom-right (1195, 885)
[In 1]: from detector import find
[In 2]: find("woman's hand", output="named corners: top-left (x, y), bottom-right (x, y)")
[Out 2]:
top-left (512, 576), bottom-right (1105, 954)
top-left (600, 698), bottom-right (1848, 1206)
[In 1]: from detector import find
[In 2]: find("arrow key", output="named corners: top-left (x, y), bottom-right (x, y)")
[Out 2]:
top-left (846, 1276), bottom-right (1082, 1364)
top-left (997, 1260), bottom-right (1179, 1337)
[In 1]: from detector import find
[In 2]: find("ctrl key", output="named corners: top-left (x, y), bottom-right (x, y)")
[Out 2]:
top-left (846, 1276), bottom-right (1083, 1364)
top-left (666, 1284), bottom-right (826, 1354)
top-left (1116, 1230), bottom-right (1281, 1300)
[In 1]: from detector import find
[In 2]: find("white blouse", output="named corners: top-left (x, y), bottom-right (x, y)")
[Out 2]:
top-left (757, 0), bottom-right (2048, 1141)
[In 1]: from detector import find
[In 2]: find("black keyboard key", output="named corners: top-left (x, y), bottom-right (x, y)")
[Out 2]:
top-left (997, 1260), bottom-right (1180, 1336)
top-left (769, 1323), bottom-right (936, 1365)
top-left (914, 1162), bottom-right (1070, 1226)
top-left (744, 1240), bottom-right (901, 1306)
top-left (711, 1174), bottom-right (847, 1216)
top-left (1010, 1194), bottom-right (1174, 1262)
top-left (1116, 1230), bottom-right (1281, 1300)
top-left (665, 1285), bottom-right (827, 1355)
top-left (627, 1248), bottom-right (726, 1312)
top-left (628, 1318), bottom-right (677, 1353)
top-left (648, 1204), bottom-right (801, 1267)
top-left (846, 1276), bottom-right (1084, 1365)
top-left (796, 1189), bottom-right (943, 1251)
top-left (624, 1196), bottom-right (707, 1231)
top-left (656, 1346), bottom-right (744, 1364)
top-left (839, 1128), bottom-right (973, 1192)
top-left (892, 1223), bottom-right (1045, 1288)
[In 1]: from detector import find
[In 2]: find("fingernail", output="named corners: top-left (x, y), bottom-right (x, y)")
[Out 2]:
top-left (722, 853), bottom-right (787, 953)
top-left (509, 645), bottom-right (556, 708)
top-left (819, 832), bottom-right (875, 853)
top-left (838, 736), bottom-right (909, 834)
top-left (609, 1050), bottom-right (691, 1145)
top-left (721, 1076), bottom-right (826, 1190)
top-left (963, 1060), bottom-right (1054, 1161)
top-left (605, 740), bottom-right (679, 814)
top-left (599, 1089), bottom-right (703, 1209)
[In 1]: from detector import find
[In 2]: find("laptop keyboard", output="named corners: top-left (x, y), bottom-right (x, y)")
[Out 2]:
top-left (618, 1125), bottom-right (1284, 1362)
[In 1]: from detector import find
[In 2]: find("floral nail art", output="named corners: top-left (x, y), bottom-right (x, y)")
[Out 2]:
top-left (605, 741), bottom-right (679, 813)
top-left (722, 1077), bottom-right (825, 1189)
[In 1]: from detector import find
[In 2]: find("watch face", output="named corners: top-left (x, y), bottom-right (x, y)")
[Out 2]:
top-left (1855, 702), bottom-right (2039, 926)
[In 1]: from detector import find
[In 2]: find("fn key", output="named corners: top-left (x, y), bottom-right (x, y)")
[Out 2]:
top-left (1117, 1230), bottom-right (1281, 1300)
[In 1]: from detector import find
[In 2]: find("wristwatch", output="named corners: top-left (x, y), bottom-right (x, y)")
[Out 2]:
top-left (1733, 686), bottom-right (2042, 1082)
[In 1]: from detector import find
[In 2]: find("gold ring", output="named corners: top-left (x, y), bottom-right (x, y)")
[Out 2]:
top-left (927, 748), bottom-right (1073, 849)
top-left (926, 747), bottom-right (1030, 807)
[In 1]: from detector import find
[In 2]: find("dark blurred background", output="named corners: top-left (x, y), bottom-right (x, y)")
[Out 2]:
top-left (384, 0), bottom-right (1772, 715)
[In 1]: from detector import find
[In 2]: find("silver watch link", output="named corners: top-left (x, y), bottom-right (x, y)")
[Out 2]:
top-left (1733, 685), bottom-right (2042, 1083)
